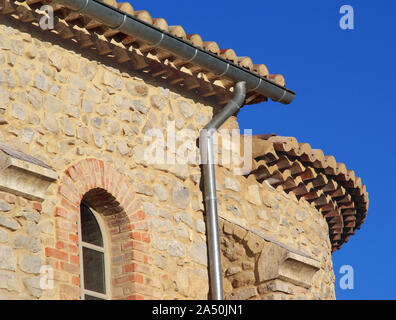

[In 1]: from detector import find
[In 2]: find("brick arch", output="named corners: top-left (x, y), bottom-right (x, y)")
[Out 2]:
top-left (46, 158), bottom-right (155, 300)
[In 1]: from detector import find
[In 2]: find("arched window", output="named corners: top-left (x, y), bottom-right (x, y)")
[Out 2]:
top-left (78, 202), bottom-right (110, 300)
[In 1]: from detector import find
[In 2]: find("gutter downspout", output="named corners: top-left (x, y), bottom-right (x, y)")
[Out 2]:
top-left (199, 81), bottom-right (246, 300)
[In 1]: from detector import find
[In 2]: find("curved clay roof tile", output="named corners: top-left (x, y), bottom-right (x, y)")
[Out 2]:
top-left (300, 167), bottom-right (318, 181)
top-left (354, 177), bottom-right (363, 190)
top-left (311, 149), bottom-right (326, 167)
top-left (270, 136), bottom-right (298, 145)
top-left (325, 155), bottom-right (337, 169)
top-left (117, 2), bottom-right (134, 15)
top-left (347, 170), bottom-right (356, 183)
top-left (168, 25), bottom-right (187, 39)
top-left (203, 41), bottom-right (220, 55)
top-left (134, 10), bottom-right (153, 24)
top-left (271, 136), bottom-right (299, 155)
top-left (237, 57), bottom-right (254, 71)
top-left (186, 34), bottom-right (203, 48)
top-left (323, 179), bottom-right (338, 192)
top-left (290, 161), bottom-right (306, 176)
top-left (298, 142), bottom-right (312, 157)
top-left (152, 18), bottom-right (169, 32)
top-left (248, 134), bottom-right (369, 251)
top-left (268, 74), bottom-right (286, 87)
top-left (102, 0), bottom-right (117, 7)
top-left (6, 0), bottom-right (288, 103)
top-left (312, 173), bottom-right (328, 188)
top-left (253, 64), bottom-right (269, 78)
top-left (336, 163), bottom-right (347, 176)
top-left (273, 141), bottom-right (292, 153)
top-left (274, 155), bottom-right (293, 170)
top-left (220, 49), bottom-right (238, 64)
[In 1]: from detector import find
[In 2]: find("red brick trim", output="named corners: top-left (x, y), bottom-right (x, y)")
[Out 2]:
top-left (48, 158), bottom-right (155, 300)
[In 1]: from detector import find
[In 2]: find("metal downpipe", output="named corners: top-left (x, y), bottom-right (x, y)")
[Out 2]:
top-left (200, 82), bottom-right (246, 300)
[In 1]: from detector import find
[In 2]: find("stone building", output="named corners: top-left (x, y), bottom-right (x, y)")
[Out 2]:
top-left (0, 0), bottom-right (369, 300)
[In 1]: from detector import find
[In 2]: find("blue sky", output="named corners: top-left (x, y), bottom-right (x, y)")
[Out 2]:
top-left (127, 1), bottom-right (396, 299)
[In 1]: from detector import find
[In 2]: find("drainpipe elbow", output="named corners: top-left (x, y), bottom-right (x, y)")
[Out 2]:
top-left (233, 81), bottom-right (247, 107)
top-left (204, 81), bottom-right (246, 131)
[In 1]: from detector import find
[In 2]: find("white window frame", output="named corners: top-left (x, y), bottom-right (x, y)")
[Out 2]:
top-left (78, 202), bottom-right (111, 300)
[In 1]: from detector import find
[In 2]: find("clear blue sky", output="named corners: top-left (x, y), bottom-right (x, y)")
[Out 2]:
top-left (127, 0), bottom-right (396, 299)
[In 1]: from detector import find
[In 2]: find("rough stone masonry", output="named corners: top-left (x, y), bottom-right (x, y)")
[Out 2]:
top-left (0, 13), bottom-right (335, 300)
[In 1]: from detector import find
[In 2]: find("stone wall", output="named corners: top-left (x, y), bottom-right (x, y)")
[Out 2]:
top-left (0, 192), bottom-right (45, 299)
top-left (220, 217), bottom-right (334, 300)
top-left (0, 16), bottom-right (335, 300)
top-left (0, 16), bottom-right (216, 299)
top-left (214, 117), bottom-right (336, 300)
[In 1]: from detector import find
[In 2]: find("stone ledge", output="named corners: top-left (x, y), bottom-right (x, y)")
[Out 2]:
top-left (0, 148), bottom-right (58, 202)
top-left (257, 242), bottom-right (320, 289)
top-left (220, 216), bottom-right (314, 259)
top-left (220, 216), bottom-right (321, 289)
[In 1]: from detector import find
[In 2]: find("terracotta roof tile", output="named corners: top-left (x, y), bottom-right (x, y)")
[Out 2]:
top-left (134, 10), bottom-right (152, 24)
top-left (249, 134), bottom-right (369, 252)
top-left (0, 0), bottom-right (287, 105)
top-left (268, 74), bottom-right (286, 87)
top-left (253, 64), bottom-right (270, 78)
top-left (153, 18), bottom-right (169, 32)
top-left (220, 49), bottom-right (238, 64)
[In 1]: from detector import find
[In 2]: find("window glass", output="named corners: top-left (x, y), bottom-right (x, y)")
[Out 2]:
top-left (82, 247), bottom-right (106, 294)
top-left (79, 203), bottom-right (109, 300)
top-left (81, 204), bottom-right (103, 247)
